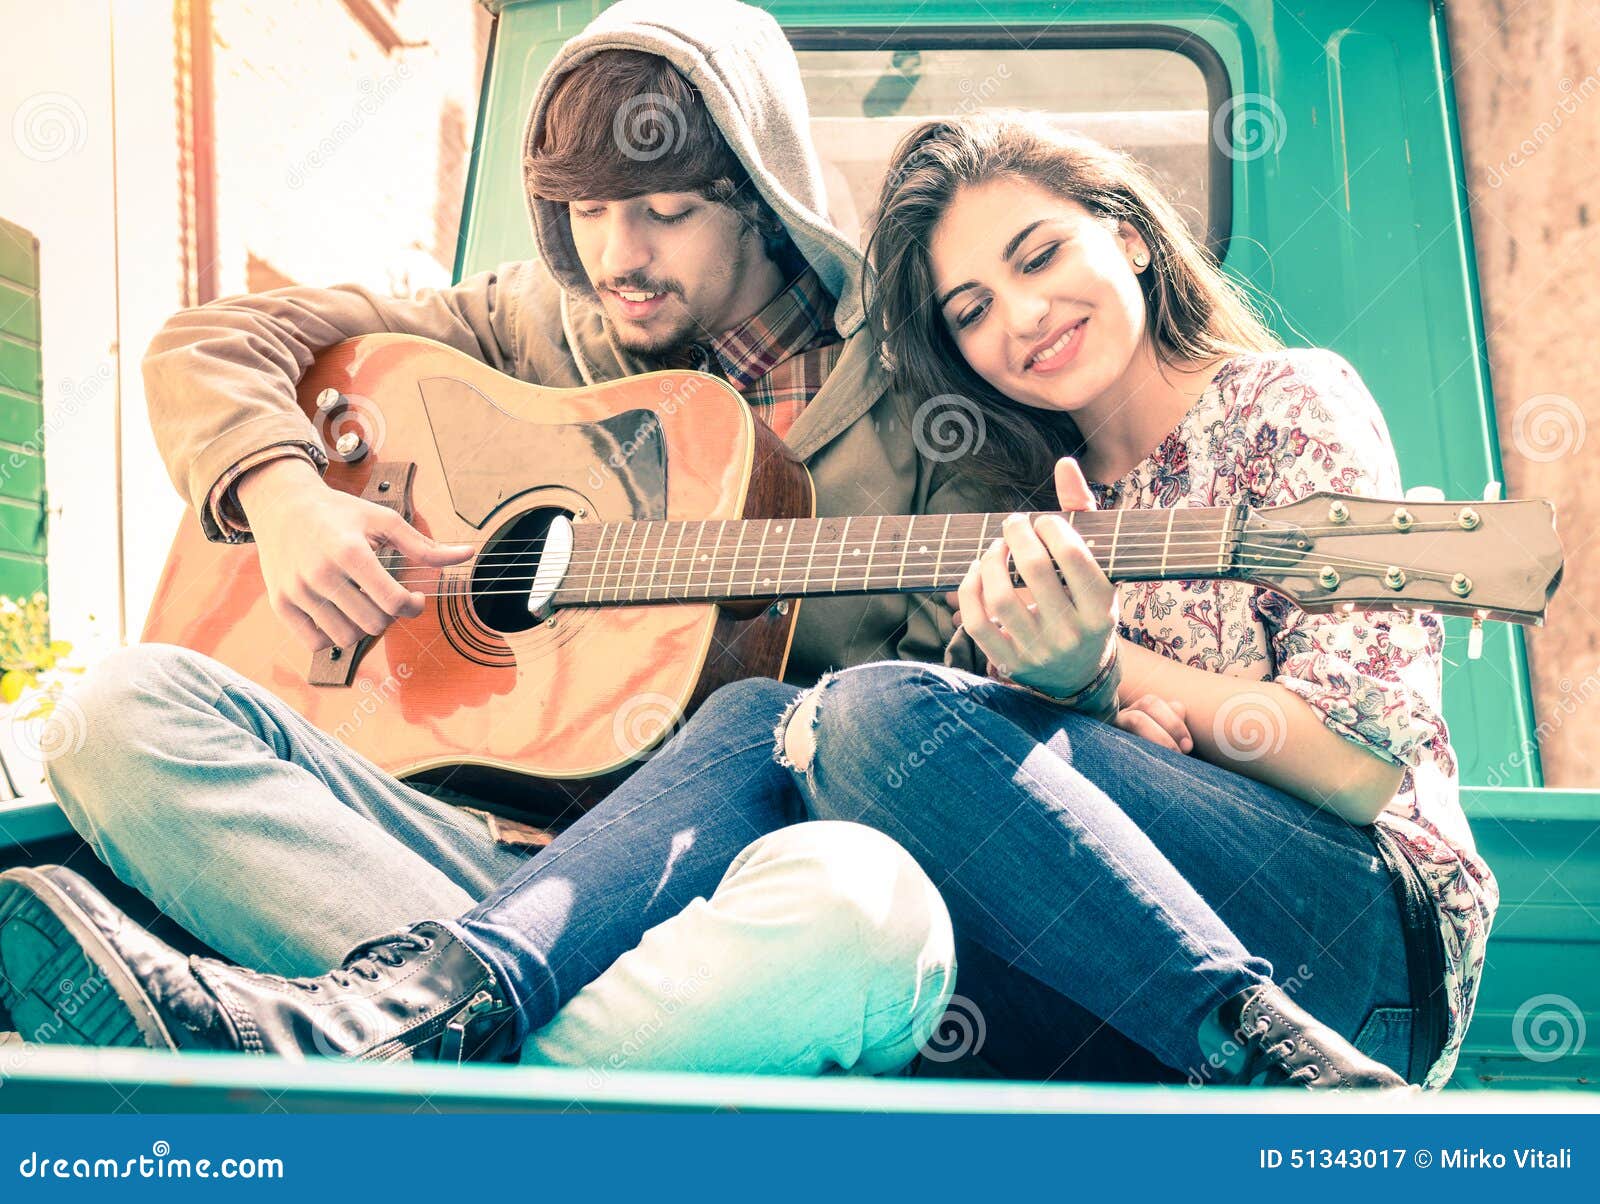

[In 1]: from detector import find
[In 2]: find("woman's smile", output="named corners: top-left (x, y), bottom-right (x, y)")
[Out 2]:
top-left (1023, 317), bottom-right (1089, 374)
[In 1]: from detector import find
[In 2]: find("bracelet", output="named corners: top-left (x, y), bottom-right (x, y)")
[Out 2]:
top-left (1007, 636), bottom-right (1123, 721)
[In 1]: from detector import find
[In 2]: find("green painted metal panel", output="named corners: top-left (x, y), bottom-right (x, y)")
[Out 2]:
top-left (0, 499), bottom-right (45, 560)
top-left (0, 499), bottom-right (46, 557)
top-left (2, 1039), bottom-right (1597, 1112)
top-left (0, 797), bottom-right (75, 845)
top-left (1456, 787), bottom-right (1600, 1086)
top-left (0, 217), bottom-right (48, 602)
top-left (0, 218), bottom-right (39, 290)
top-left (0, 281), bottom-right (40, 344)
top-left (0, 555), bottom-right (46, 599)
top-left (0, 337), bottom-right (42, 397)
top-left (0, 392), bottom-right (44, 445)
top-left (461, 0), bottom-right (1538, 787)
top-left (0, 447), bottom-right (45, 503)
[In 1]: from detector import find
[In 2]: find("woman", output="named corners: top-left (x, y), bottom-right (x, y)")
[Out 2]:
top-left (779, 112), bottom-right (1491, 1089)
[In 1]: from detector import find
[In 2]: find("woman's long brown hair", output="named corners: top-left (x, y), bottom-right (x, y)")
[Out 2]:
top-left (866, 111), bottom-right (1280, 500)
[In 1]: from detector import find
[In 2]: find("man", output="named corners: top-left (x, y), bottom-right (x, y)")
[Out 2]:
top-left (0, 1), bottom-right (984, 1071)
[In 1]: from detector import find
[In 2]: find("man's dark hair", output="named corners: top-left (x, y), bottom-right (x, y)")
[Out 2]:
top-left (527, 49), bottom-right (792, 262)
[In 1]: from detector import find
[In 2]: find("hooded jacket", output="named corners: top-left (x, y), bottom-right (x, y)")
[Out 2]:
top-left (142, 0), bottom-right (990, 683)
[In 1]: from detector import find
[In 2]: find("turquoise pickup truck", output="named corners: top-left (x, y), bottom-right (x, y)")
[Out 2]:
top-left (0, 0), bottom-right (1594, 1110)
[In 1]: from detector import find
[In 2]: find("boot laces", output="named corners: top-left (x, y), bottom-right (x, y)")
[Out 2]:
top-left (1239, 1015), bottom-right (1325, 1088)
top-left (294, 933), bottom-right (435, 992)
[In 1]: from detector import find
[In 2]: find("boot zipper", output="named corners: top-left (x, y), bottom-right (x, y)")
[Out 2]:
top-left (360, 989), bottom-right (502, 1064)
top-left (440, 990), bottom-right (498, 1063)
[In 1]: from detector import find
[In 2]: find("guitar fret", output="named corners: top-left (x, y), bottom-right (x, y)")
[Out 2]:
top-left (934, 513), bottom-right (953, 590)
top-left (803, 518), bottom-right (821, 593)
top-left (776, 519), bottom-right (796, 596)
top-left (1217, 507), bottom-right (1232, 576)
top-left (668, 522), bottom-right (688, 602)
top-left (611, 524), bottom-right (637, 603)
top-left (863, 516), bottom-right (883, 589)
top-left (717, 520), bottom-right (732, 598)
top-left (585, 525), bottom-right (612, 606)
top-left (651, 522), bottom-right (672, 601)
top-left (1159, 509), bottom-right (1177, 577)
top-left (640, 521), bottom-right (659, 602)
top-left (752, 518), bottom-right (772, 595)
top-left (613, 522), bottom-right (634, 603)
top-left (596, 525), bottom-right (615, 603)
top-left (833, 517), bottom-right (851, 591)
top-left (726, 521), bottom-right (746, 595)
top-left (630, 521), bottom-right (652, 602)
top-left (687, 521), bottom-right (707, 601)
top-left (1107, 509), bottom-right (1124, 577)
top-left (632, 523), bottom-right (652, 602)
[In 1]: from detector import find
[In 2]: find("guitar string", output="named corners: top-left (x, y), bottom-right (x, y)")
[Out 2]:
top-left (384, 537), bottom-right (1471, 589)
top-left (386, 548), bottom-right (1469, 598)
top-left (438, 578), bottom-right (1474, 603)
top-left (382, 529), bottom-right (1475, 578)
top-left (378, 517), bottom-right (1474, 558)
top-left (384, 534), bottom-right (1465, 579)
top-left (386, 551), bottom-right (1471, 592)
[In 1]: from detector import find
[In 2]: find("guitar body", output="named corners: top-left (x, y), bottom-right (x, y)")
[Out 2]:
top-left (142, 335), bottom-right (812, 813)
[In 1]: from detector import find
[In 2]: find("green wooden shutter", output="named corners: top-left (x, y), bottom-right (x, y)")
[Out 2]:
top-left (0, 218), bottom-right (48, 601)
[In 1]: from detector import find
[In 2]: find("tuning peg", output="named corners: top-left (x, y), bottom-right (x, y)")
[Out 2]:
top-left (1404, 485), bottom-right (1445, 502)
top-left (1482, 480), bottom-right (1503, 502)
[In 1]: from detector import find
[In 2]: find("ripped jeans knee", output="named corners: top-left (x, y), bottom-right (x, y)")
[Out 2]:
top-left (772, 661), bottom-right (1004, 811)
top-left (774, 670), bottom-right (838, 774)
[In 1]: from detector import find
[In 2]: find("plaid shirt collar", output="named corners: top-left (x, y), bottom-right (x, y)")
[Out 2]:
top-left (704, 267), bottom-right (836, 395)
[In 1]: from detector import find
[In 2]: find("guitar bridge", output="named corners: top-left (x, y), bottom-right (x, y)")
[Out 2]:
top-left (308, 462), bottom-right (415, 687)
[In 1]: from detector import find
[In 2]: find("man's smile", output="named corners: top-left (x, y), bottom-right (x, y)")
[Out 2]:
top-left (603, 285), bottom-right (673, 320)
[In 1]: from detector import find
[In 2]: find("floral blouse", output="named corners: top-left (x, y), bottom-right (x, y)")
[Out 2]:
top-left (1072, 349), bottom-right (1491, 1088)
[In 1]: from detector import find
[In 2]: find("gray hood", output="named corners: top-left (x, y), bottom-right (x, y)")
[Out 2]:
top-left (520, 0), bottom-right (866, 340)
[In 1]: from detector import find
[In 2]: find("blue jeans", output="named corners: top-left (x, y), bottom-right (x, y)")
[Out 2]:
top-left (447, 678), bottom-right (956, 1071)
top-left (47, 646), bottom-right (953, 1075)
top-left (778, 661), bottom-right (1415, 1082)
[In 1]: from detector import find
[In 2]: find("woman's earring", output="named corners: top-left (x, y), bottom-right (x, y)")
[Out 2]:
top-left (1132, 252), bottom-right (1150, 269)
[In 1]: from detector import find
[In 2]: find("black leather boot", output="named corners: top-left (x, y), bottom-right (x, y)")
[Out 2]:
top-left (1214, 982), bottom-right (1411, 1089)
top-left (0, 865), bottom-right (512, 1062)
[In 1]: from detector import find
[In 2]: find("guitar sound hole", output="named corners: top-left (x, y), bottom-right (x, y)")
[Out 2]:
top-left (470, 507), bottom-right (571, 634)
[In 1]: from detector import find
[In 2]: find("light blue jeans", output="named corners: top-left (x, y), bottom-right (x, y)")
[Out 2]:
top-left (45, 645), bottom-right (954, 1075)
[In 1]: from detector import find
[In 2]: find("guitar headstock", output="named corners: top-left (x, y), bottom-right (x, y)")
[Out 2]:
top-left (1237, 493), bottom-right (1563, 625)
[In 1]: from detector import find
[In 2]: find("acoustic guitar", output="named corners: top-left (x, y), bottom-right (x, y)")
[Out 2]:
top-left (143, 335), bottom-right (1564, 810)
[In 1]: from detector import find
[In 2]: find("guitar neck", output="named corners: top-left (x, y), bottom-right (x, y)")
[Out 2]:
top-left (550, 508), bottom-right (1245, 607)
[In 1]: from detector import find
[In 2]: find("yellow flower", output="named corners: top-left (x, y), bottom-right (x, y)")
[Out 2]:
top-left (1, 669), bottom-right (34, 703)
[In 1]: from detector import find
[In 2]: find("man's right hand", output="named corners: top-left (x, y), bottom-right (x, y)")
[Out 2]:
top-left (235, 457), bottom-right (475, 651)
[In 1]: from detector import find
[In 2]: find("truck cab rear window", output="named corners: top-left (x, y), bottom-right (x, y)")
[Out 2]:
top-left (794, 41), bottom-right (1219, 254)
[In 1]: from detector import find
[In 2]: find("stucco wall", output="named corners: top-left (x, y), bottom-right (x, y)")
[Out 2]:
top-left (1445, 1), bottom-right (1600, 786)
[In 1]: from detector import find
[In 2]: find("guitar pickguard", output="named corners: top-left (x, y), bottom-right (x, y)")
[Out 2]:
top-left (417, 375), bottom-right (667, 524)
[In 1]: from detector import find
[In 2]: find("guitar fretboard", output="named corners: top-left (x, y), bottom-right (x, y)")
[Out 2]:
top-left (550, 508), bottom-right (1246, 607)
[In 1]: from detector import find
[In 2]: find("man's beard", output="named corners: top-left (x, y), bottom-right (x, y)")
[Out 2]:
top-left (609, 307), bottom-right (702, 357)
top-left (595, 239), bottom-right (749, 359)
top-left (591, 274), bottom-right (694, 357)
